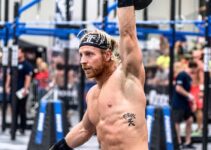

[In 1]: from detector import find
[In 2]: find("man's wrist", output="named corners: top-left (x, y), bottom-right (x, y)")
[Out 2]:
top-left (24, 86), bottom-right (30, 91)
top-left (187, 93), bottom-right (194, 101)
top-left (49, 138), bottom-right (73, 150)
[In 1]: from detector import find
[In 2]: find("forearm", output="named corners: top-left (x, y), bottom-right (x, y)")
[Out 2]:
top-left (65, 122), bottom-right (94, 148)
top-left (117, 4), bottom-right (142, 76)
top-left (50, 111), bottom-right (95, 150)
top-left (118, 6), bottom-right (137, 56)
top-left (5, 75), bottom-right (11, 88)
top-left (24, 75), bottom-right (32, 89)
top-left (118, 6), bottom-right (136, 38)
top-left (176, 85), bottom-right (190, 97)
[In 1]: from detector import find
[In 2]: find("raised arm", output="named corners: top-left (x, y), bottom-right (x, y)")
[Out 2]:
top-left (117, 3), bottom-right (142, 77)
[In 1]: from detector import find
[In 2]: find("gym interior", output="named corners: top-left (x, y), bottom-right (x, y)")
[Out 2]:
top-left (0, 0), bottom-right (211, 150)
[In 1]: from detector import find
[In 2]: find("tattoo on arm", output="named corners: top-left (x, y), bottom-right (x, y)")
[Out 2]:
top-left (123, 113), bottom-right (136, 126)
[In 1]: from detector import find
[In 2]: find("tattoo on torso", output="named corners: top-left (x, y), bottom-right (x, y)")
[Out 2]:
top-left (123, 113), bottom-right (136, 126)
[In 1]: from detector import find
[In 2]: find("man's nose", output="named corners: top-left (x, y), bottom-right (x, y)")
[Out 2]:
top-left (80, 56), bottom-right (87, 64)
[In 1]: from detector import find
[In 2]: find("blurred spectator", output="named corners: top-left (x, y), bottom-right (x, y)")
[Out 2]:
top-left (192, 50), bottom-right (204, 85)
top-left (48, 55), bottom-right (64, 87)
top-left (68, 69), bottom-right (79, 88)
top-left (54, 63), bottom-right (79, 93)
top-left (6, 48), bottom-right (33, 135)
top-left (191, 49), bottom-right (204, 137)
top-left (159, 36), bottom-right (169, 51)
top-left (147, 48), bottom-right (169, 86)
top-left (173, 61), bottom-right (186, 85)
top-left (35, 62), bottom-right (49, 89)
top-left (178, 53), bottom-right (191, 70)
top-left (174, 61), bottom-right (186, 77)
top-left (147, 65), bottom-right (169, 86)
top-left (34, 61), bottom-right (49, 100)
top-left (156, 49), bottom-right (170, 70)
top-left (172, 61), bottom-right (198, 149)
top-left (189, 61), bottom-right (203, 136)
top-left (34, 57), bottom-right (43, 74)
top-left (174, 41), bottom-right (185, 61)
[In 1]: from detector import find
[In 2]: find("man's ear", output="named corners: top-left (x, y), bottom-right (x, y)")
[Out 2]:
top-left (104, 50), bottom-right (112, 61)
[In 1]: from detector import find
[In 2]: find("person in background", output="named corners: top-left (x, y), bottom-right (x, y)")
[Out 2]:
top-left (192, 50), bottom-right (204, 135)
top-left (178, 53), bottom-right (191, 70)
top-left (34, 57), bottom-right (43, 74)
top-left (192, 49), bottom-right (204, 85)
top-left (172, 61), bottom-right (186, 87)
top-left (172, 61), bottom-right (198, 149)
top-left (48, 55), bottom-right (64, 88)
top-left (147, 48), bottom-right (169, 86)
top-left (174, 41), bottom-right (185, 62)
top-left (156, 48), bottom-right (170, 70)
top-left (6, 48), bottom-right (33, 135)
top-left (34, 61), bottom-right (49, 100)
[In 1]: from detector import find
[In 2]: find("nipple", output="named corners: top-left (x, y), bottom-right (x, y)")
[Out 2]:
top-left (108, 104), bottom-right (112, 108)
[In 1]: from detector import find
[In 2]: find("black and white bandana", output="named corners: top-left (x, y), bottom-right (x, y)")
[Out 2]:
top-left (79, 33), bottom-right (110, 50)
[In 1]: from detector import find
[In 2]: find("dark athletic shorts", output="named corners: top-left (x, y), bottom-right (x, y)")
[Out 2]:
top-left (172, 109), bottom-right (193, 123)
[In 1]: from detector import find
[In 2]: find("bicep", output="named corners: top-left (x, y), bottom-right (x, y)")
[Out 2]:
top-left (175, 75), bottom-right (185, 92)
top-left (176, 85), bottom-right (183, 92)
top-left (25, 75), bottom-right (32, 80)
top-left (82, 111), bottom-right (95, 134)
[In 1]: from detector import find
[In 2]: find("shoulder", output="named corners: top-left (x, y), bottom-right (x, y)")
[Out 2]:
top-left (176, 71), bottom-right (191, 83)
top-left (177, 71), bottom-right (186, 78)
top-left (24, 60), bottom-right (33, 68)
top-left (86, 84), bottom-right (98, 103)
top-left (176, 72), bottom-right (185, 84)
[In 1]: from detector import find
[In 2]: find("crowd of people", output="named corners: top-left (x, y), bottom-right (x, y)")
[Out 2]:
top-left (146, 36), bottom-right (206, 149)
top-left (0, 44), bottom-right (80, 136)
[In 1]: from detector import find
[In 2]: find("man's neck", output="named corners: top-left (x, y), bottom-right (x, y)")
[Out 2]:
top-left (19, 57), bottom-right (25, 62)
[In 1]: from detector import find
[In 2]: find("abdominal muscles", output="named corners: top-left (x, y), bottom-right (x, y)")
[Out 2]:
top-left (96, 108), bottom-right (147, 150)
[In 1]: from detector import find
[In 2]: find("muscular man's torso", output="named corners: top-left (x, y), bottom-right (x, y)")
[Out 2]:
top-left (86, 66), bottom-right (148, 150)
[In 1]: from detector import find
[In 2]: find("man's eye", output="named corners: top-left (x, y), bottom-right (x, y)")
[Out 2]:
top-left (86, 52), bottom-right (93, 56)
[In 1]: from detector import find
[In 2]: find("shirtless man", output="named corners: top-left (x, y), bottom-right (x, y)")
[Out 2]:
top-left (50, 0), bottom-right (152, 149)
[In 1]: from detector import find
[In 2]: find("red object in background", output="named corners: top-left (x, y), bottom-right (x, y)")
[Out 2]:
top-left (35, 71), bottom-right (49, 89)
top-left (190, 84), bottom-right (203, 110)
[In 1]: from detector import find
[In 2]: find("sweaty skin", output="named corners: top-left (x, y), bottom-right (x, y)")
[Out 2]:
top-left (65, 6), bottom-right (148, 150)
top-left (87, 64), bottom-right (147, 150)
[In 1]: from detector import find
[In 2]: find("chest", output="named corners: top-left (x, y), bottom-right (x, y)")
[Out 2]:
top-left (177, 73), bottom-right (192, 90)
top-left (183, 77), bottom-right (192, 90)
top-left (18, 63), bottom-right (28, 76)
top-left (87, 70), bottom-right (144, 125)
top-left (87, 85), bottom-right (142, 126)
top-left (87, 87), bottom-right (122, 124)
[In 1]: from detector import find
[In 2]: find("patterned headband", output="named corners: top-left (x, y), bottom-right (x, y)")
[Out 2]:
top-left (79, 33), bottom-right (110, 50)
